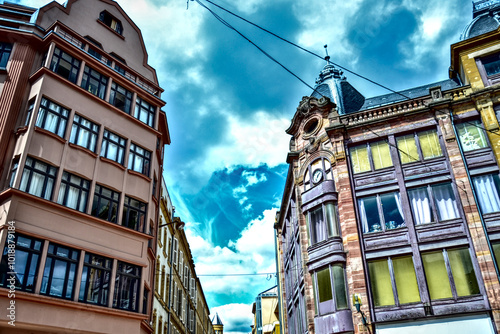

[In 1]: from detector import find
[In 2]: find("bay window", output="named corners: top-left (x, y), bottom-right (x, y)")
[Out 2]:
top-left (397, 130), bottom-right (443, 164)
top-left (313, 264), bottom-right (348, 315)
top-left (35, 97), bottom-right (69, 138)
top-left (57, 171), bottom-right (90, 212)
top-left (472, 173), bottom-right (500, 214)
top-left (358, 192), bottom-right (405, 233)
top-left (91, 184), bottom-right (120, 223)
top-left (79, 253), bottom-right (112, 306)
top-left (350, 140), bottom-right (393, 173)
top-left (122, 196), bottom-right (147, 232)
top-left (69, 114), bottom-right (99, 152)
top-left (81, 66), bottom-right (108, 99)
top-left (456, 120), bottom-right (489, 151)
top-left (134, 97), bottom-right (155, 127)
top-left (50, 48), bottom-right (80, 83)
top-left (306, 202), bottom-right (339, 244)
top-left (368, 256), bottom-right (420, 307)
top-left (408, 183), bottom-right (459, 224)
top-left (41, 243), bottom-right (79, 299)
top-left (113, 261), bottom-right (140, 312)
top-left (421, 248), bottom-right (480, 300)
top-left (19, 157), bottom-right (57, 200)
top-left (128, 143), bottom-right (151, 177)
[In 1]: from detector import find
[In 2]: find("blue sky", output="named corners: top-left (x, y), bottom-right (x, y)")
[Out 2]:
top-left (17, 0), bottom-right (474, 332)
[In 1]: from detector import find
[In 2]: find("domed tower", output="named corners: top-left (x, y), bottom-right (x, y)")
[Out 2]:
top-left (461, 0), bottom-right (500, 40)
top-left (212, 313), bottom-right (224, 334)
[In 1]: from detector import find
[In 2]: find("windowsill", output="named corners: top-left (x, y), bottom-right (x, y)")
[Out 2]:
top-left (127, 169), bottom-right (152, 182)
top-left (68, 142), bottom-right (98, 158)
top-left (363, 225), bottom-right (407, 235)
top-left (99, 156), bottom-right (126, 170)
top-left (15, 126), bottom-right (29, 136)
top-left (34, 126), bottom-right (66, 144)
top-left (96, 19), bottom-right (125, 40)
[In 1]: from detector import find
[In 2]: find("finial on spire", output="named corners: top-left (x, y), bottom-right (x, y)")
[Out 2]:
top-left (324, 44), bottom-right (330, 64)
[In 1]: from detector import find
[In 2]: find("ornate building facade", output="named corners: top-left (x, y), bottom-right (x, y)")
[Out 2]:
top-left (0, 0), bottom-right (169, 332)
top-left (275, 1), bottom-right (500, 333)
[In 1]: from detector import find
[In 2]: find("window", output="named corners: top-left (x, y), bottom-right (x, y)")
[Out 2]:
top-left (110, 82), bottom-right (133, 114)
top-left (313, 264), bottom-right (348, 315)
top-left (122, 196), bottom-right (147, 232)
top-left (0, 42), bottom-right (12, 68)
top-left (100, 129), bottom-right (126, 165)
top-left (81, 66), bottom-right (108, 99)
top-left (408, 183), bottom-right (460, 224)
top-left (41, 243), bottom-right (79, 299)
top-left (19, 157), bottom-right (57, 200)
top-left (69, 114), bottom-right (99, 152)
top-left (134, 97), bottom-right (155, 127)
top-left (57, 171), bottom-right (90, 212)
top-left (113, 261), bottom-right (140, 312)
top-left (35, 97), bottom-right (69, 138)
top-left (358, 192), bottom-right (405, 233)
top-left (0, 234), bottom-right (42, 292)
top-left (350, 140), bottom-right (393, 173)
top-left (24, 100), bottom-right (35, 126)
top-left (456, 120), bottom-right (489, 151)
top-left (472, 173), bottom-right (500, 214)
top-left (91, 184), bottom-right (120, 223)
top-left (50, 48), bottom-right (80, 83)
top-left (422, 248), bottom-right (480, 300)
top-left (368, 256), bottom-right (420, 307)
top-left (99, 11), bottom-right (123, 35)
top-left (493, 243), bottom-right (500, 272)
top-left (79, 253), bottom-right (112, 306)
top-left (306, 202), bottom-right (339, 244)
top-left (9, 158), bottom-right (19, 188)
top-left (397, 130), bottom-right (443, 164)
top-left (128, 143), bottom-right (151, 177)
top-left (160, 266), bottom-right (166, 299)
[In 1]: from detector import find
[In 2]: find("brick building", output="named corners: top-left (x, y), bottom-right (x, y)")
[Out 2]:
top-left (275, 1), bottom-right (500, 333)
top-left (0, 0), bottom-right (169, 332)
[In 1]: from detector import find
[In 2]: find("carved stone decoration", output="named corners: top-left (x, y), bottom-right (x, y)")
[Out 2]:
top-left (429, 86), bottom-right (443, 100)
top-left (477, 98), bottom-right (500, 132)
top-left (306, 137), bottom-right (320, 153)
top-left (287, 96), bottom-right (336, 136)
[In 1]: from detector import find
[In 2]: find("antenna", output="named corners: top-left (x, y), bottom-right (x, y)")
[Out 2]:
top-left (324, 44), bottom-right (330, 64)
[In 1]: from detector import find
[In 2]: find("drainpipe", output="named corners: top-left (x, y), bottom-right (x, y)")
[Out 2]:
top-left (448, 110), bottom-right (500, 279)
top-left (273, 228), bottom-right (283, 334)
top-left (167, 207), bottom-right (176, 334)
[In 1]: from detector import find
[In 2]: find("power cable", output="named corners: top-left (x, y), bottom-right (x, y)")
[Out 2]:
top-left (197, 272), bottom-right (276, 277)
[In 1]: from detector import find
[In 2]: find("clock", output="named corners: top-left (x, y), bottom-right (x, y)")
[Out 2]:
top-left (312, 169), bottom-right (323, 184)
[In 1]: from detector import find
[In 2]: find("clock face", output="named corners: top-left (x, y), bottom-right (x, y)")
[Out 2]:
top-left (312, 169), bottom-right (323, 184)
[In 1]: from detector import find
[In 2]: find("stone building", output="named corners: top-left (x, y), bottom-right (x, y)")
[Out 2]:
top-left (275, 1), bottom-right (500, 333)
top-left (0, 0), bottom-right (169, 332)
top-left (251, 286), bottom-right (280, 334)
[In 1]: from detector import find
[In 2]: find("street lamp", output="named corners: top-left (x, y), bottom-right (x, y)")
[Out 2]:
top-left (159, 219), bottom-right (185, 230)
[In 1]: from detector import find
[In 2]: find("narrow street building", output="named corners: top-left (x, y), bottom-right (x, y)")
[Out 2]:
top-left (275, 1), bottom-right (500, 333)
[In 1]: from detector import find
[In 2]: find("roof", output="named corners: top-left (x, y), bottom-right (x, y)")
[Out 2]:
top-left (461, 0), bottom-right (500, 40)
top-left (212, 313), bottom-right (224, 326)
top-left (359, 78), bottom-right (462, 111)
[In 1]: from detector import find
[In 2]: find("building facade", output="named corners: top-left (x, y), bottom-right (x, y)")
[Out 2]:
top-left (153, 178), bottom-right (214, 334)
top-left (0, 0), bottom-right (169, 332)
top-left (251, 286), bottom-right (280, 334)
top-left (275, 1), bottom-right (500, 334)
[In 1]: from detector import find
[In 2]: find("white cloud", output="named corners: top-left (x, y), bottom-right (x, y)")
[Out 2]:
top-left (211, 303), bottom-right (254, 334)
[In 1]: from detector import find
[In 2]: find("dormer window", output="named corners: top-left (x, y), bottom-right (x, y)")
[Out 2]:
top-left (99, 11), bottom-right (123, 35)
top-left (477, 52), bottom-right (500, 86)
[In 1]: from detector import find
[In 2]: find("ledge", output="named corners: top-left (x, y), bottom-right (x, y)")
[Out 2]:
top-left (100, 156), bottom-right (126, 170)
top-left (68, 142), bottom-right (98, 158)
top-left (127, 169), bottom-right (152, 182)
top-left (34, 126), bottom-right (66, 144)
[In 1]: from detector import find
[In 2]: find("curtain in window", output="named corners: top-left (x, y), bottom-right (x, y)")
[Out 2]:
top-left (349, 145), bottom-right (370, 173)
top-left (397, 135), bottom-right (418, 163)
top-left (371, 141), bottom-right (392, 169)
top-left (421, 251), bottom-right (452, 300)
top-left (310, 207), bottom-right (325, 243)
top-left (408, 188), bottom-right (432, 224)
top-left (368, 260), bottom-right (395, 306)
top-left (418, 130), bottom-right (443, 159)
top-left (432, 184), bottom-right (459, 221)
top-left (392, 256), bottom-right (420, 304)
top-left (28, 172), bottom-right (44, 198)
top-left (359, 196), bottom-right (381, 233)
top-left (448, 248), bottom-right (480, 297)
top-left (473, 174), bottom-right (500, 214)
top-left (394, 192), bottom-right (405, 227)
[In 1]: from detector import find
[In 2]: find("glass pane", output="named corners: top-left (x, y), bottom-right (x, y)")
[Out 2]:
top-left (371, 141), bottom-right (393, 169)
top-left (422, 251), bottom-right (452, 300)
top-left (397, 135), bottom-right (419, 163)
top-left (380, 192), bottom-right (405, 229)
top-left (332, 265), bottom-right (348, 310)
top-left (310, 207), bottom-right (324, 244)
top-left (317, 267), bottom-right (333, 303)
top-left (448, 248), bottom-right (480, 297)
top-left (325, 203), bottom-right (339, 237)
top-left (408, 187), bottom-right (433, 224)
top-left (494, 243), bottom-right (500, 273)
top-left (359, 196), bottom-right (381, 233)
top-left (350, 145), bottom-right (370, 173)
top-left (432, 184), bottom-right (459, 221)
top-left (368, 259), bottom-right (395, 306)
top-left (473, 174), bottom-right (500, 214)
top-left (392, 256), bottom-right (420, 304)
top-left (418, 130), bottom-right (443, 159)
top-left (457, 121), bottom-right (488, 151)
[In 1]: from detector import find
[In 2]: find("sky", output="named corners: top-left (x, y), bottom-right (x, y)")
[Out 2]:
top-left (16, 0), bottom-right (475, 333)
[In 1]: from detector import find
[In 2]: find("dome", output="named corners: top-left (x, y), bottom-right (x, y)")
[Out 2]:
top-left (461, 1), bottom-right (500, 40)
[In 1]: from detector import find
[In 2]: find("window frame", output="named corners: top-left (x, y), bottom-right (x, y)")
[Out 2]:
top-left (477, 52), bottom-right (500, 86)
top-left (122, 196), bottom-right (147, 232)
top-left (19, 156), bottom-right (57, 200)
top-left (40, 243), bottom-right (80, 300)
top-left (312, 264), bottom-right (349, 315)
top-left (408, 182), bottom-right (460, 225)
top-left (0, 42), bottom-right (12, 69)
top-left (455, 120), bottom-right (490, 152)
top-left (396, 129), bottom-right (444, 164)
top-left (57, 171), bottom-right (90, 212)
top-left (349, 139), bottom-right (393, 174)
top-left (109, 81), bottom-right (133, 114)
top-left (80, 65), bottom-right (108, 100)
top-left (100, 129), bottom-right (126, 165)
top-left (91, 184), bottom-right (120, 223)
top-left (306, 202), bottom-right (340, 245)
top-left (134, 97), bottom-right (155, 127)
top-left (358, 191), bottom-right (406, 234)
top-left (99, 11), bottom-right (123, 35)
top-left (35, 97), bottom-right (70, 138)
top-left (69, 114), bottom-right (100, 152)
top-left (128, 143), bottom-right (151, 177)
top-left (49, 47), bottom-right (81, 83)
top-left (113, 261), bottom-right (141, 312)
top-left (79, 252), bottom-right (112, 306)
top-left (472, 173), bottom-right (500, 214)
